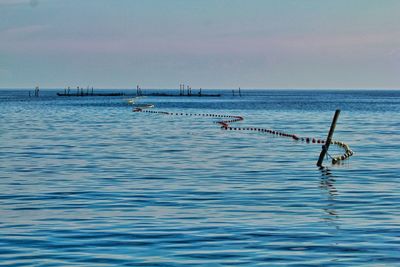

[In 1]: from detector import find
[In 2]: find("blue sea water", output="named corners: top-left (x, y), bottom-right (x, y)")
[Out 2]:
top-left (0, 89), bottom-right (399, 266)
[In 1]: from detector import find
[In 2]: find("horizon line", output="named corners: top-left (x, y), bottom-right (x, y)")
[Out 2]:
top-left (1, 87), bottom-right (400, 91)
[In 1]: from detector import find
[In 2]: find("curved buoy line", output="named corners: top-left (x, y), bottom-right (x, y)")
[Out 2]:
top-left (133, 107), bottom-right (354, 164)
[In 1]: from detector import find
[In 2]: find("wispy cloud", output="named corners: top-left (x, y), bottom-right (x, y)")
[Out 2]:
top-left (3, 24), bottom-right (49, 35)
top-left (0, 0), bottom-right (39, 7)
top-left (0, 0), bottom-right (29, 6)
top-left (0, 0), bottom-right (27, 5)
top-left (1, 30), bottom-right (397, 59)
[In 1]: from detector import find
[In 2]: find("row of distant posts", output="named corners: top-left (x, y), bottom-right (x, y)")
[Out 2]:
top-left (179, 84), bottom-right (201, 96)
top-left (232, 87), bottom-right (242, 97)
top-left (29, 86), bottom-right (40, 97)
top-left (178, 85), bottom-right (242, 97)
top-left (64, 86), bottom-right (94, 96)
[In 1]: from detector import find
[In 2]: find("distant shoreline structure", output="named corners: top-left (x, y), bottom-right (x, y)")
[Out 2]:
top-left (56, 84), bottom-right (222, 97)
top-left (57, 93), bottom-right (221, 97)
top-left (56, 92), bottom-right (125, 97)
top-left (56, 92), bottom-right (221, 97)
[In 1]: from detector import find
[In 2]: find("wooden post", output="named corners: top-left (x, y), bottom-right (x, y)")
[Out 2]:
top-left (317, 109), bottom-right (341, 167)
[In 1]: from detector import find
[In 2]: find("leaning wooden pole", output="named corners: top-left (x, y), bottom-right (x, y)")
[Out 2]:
top-left (316, 109), bottom-right (341, 167)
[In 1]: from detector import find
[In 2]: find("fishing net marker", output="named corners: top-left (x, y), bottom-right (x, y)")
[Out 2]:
top-left (134, 107), bottom-right (353, 166)
top-left (317, 109), bottom-right (341, 167)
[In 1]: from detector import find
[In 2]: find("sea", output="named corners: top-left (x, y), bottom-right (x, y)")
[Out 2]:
top-left (0, 89), bottom-right (399, 266)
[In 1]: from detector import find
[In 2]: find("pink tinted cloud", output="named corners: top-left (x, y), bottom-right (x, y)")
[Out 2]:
top-left (1, 24), bottom-right (397, 59)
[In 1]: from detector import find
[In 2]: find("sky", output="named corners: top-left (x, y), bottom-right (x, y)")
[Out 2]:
top-left (1, 0), bottom-right (400, 89)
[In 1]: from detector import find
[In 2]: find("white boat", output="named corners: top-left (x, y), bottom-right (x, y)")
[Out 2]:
top-left (126, 98), bottom-right (136, 105)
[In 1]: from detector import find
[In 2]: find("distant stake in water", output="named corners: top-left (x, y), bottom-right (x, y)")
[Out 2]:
top-left (316, 109), bottom-right (341, 167)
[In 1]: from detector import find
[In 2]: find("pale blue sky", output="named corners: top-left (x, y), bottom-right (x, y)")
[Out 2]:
top-left (1, 0), bottom-right (400, 89)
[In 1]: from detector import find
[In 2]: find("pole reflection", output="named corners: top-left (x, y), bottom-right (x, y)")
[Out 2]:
top-left (319, 167), bottom-right (339, 228)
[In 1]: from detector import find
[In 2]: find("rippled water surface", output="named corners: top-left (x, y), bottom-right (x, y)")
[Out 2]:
top-left (1, 89), bottom-right (399, 266)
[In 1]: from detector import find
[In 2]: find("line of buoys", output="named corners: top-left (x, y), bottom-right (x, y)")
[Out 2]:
top-left (134, 107), bottom-right (353, 164)
top-left (330, 140), bottom-right (354, 164)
